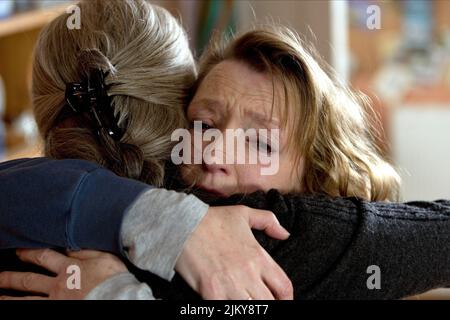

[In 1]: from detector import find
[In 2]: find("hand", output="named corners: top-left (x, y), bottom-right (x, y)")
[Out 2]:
top-left (0, 249), bottom-right (128, 300)
top-left (175, 205), bottom-right (294, 300)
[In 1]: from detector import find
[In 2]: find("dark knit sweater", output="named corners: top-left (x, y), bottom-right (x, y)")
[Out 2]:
top-left (130, 189), bottom-right (450, 300)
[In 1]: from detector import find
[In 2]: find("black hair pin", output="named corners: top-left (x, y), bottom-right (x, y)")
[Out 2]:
top-left (64, 69), bottom-right (124, 141)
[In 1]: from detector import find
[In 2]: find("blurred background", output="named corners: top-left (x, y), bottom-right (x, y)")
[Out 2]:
top-left (0, 0), bottom-right (449, 202)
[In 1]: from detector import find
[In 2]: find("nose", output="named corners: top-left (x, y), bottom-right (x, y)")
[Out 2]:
top-left (201, 133), bottom-right (231, 176)
top-left (202, 161), bottom-right (230, 175)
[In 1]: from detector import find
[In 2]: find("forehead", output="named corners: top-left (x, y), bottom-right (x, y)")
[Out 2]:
top-left (193, 60), bottom-right (284, 120)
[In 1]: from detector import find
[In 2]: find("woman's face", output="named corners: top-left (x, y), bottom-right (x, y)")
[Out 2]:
top-left (180, 60), bottom-right (304, 197)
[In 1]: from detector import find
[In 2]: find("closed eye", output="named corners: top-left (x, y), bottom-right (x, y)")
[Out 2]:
top-left (246, 136), bottom-right (273, 155)
top-left (258, 139), bottom-right (272, 154)
top-left (191, 120), bottom-right (214, 131)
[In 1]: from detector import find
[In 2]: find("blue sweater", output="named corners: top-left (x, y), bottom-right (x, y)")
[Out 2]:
top-left (0, 157), bottom-right (149, 255)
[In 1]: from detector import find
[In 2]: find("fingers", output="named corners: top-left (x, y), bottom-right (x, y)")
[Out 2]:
top-left (261, 252), bottom-right (294, 300)
top-left (246, 208), bottom-right (290, 240)
top-left (244, 208), bottom-right (292, 299)
top-left (16, 249), bottom-right (71, 274)
top-left (201, 275), bottom-right (274, 300)
top-left (263, 272), bottom-right (294, 300)
top-left (68, 250), bottom-right (128, 275)
top-left (245, 283), bottom-right (275, 300)
top-left (226, 287), bottom-right (273, 300)
top-left (67, 250), bottom-right (106, 260)
top-left (0, 271), bottom-right (54, 295)
top-left (179, 205), bottom-right (291, 301)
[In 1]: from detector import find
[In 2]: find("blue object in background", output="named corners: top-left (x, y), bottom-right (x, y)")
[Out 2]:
top-left (197, 0), bottom-right (236, 55)
top-left (14, 0), bottom-right (34, 14)
top-left (403, 0), bottom-right (433, 50)
top-left (0, 0), bottom-right (14, 20)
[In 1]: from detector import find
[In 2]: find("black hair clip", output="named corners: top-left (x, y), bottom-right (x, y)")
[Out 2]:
top-left (65, 69), bottom-right (124, 141)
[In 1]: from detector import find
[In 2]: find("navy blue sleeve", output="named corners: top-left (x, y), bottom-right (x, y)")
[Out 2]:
top-left (0, 157), bottom-right (150, 255)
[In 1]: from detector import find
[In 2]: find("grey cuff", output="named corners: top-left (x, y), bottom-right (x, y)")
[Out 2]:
top-left (120, 188), bottom-right (209, 280)
top-left (85, 272), bottom-right (155, 300)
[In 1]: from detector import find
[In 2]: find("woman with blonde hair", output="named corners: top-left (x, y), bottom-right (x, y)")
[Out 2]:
top-left (181, 25), bottom-right (401, 202)
top-left (1, 6), bottom-right (450, 300)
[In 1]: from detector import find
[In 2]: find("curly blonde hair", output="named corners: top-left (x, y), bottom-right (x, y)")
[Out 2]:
top-left (195, 26), bottom-right (400, 201)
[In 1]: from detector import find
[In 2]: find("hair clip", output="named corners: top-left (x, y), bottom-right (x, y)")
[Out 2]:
top-left (64, 69), bottom-right (124, 141)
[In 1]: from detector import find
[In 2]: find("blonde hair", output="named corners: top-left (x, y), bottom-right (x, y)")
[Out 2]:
top-left (32, 0), bottom-right (195, 186)
top-left (196, 26), bottom-right (400, 201)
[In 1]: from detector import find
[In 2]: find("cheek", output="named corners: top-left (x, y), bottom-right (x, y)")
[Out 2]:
top-left (233, 164), bottom-right (288, 193)
top-left (256, 154), bottom-right (303, 192)
top-left (233, 165), bottom-right (264, 192)
top-left (277, 154), bottom-right (304, 192)
top-left (228, 160), bottom-right (303, 194)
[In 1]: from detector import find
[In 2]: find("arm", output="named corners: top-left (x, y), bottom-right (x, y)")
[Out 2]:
top-left (0, 157), bottom-right (148, 253)
top-left (0, 158), bottom-right (293, 299)
top-left (0, 157), bottom-right (207, 280)
top-left (0, 249), bottom-right (155, 300)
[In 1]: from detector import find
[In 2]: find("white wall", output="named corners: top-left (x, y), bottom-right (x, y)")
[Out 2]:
top-left (391, 107), bottom-right (450, 201)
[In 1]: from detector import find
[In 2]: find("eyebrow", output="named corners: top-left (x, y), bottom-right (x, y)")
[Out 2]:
top-left (191, 98), bottom-right (223, 115)
top-left (245, 110), bottom-right (280, 128)
top-left (193, 98), bottom-right (280, 128)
